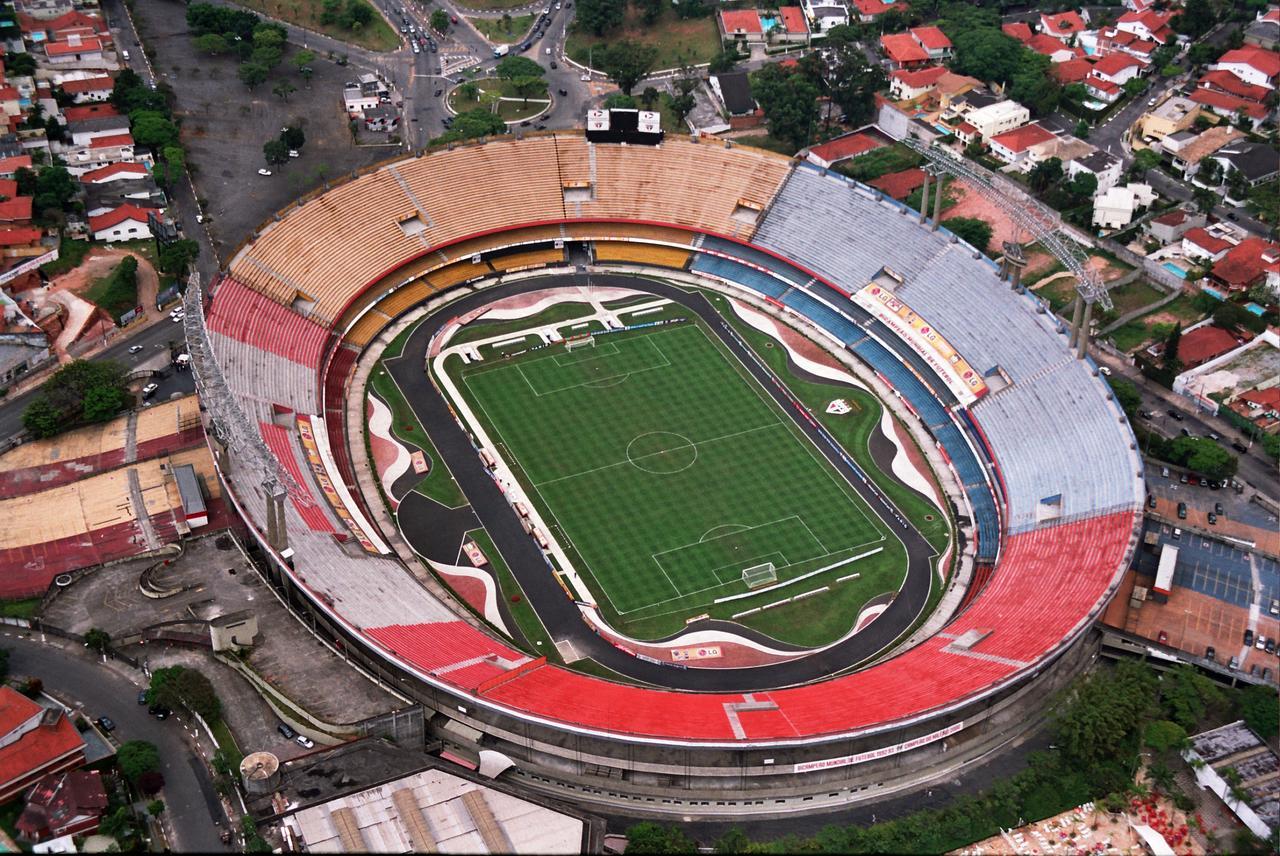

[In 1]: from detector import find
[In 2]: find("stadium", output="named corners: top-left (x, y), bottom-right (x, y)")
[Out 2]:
top-left (188, 130), bottom-right (1144, 816)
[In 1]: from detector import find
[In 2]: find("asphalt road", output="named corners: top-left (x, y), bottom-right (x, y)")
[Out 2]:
top-left (2, 635), bottom-right (228, 853)
top-left (389, 273), bottom-right (938, 690)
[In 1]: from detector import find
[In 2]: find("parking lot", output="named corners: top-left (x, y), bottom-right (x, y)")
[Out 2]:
top-left (1134, 519), bottom-right (1279, 610)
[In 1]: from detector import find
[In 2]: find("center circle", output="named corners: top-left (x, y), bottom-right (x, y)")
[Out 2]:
top-left (625, 431), bottom-right (697, 474)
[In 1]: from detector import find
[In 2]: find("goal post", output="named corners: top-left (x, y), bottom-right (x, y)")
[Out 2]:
top-left (564, 333), bottom-right (596, 352)
top-left (742, 562), bottom-right (777, 589)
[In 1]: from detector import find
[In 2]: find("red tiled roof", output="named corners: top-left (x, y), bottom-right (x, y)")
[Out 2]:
top-left (881, 32), bottom-right (929, 64)
top-left (1198, 69), bottom-right (1270, 102)
top-left (807, 132), bottom-right (885, 164)
top-left (88, 204), bottom-right (153, 233)
top-left (1027, 34), bottom-right (1074, 58)
top-left (0, 179), bottom-right (17, 198)
top-left (1183, 226), bottom-right (1234, 255)
top-left (1053, 58), bottom-right (1095, 84)
top-left (43, 11), bottom-right (107, 35)
top-left (88, 133), bottom-right (133, 149)
top-left (1217, 47), bottom-right (1280, 79)
top-left (59, 76), bottom-right (114, 95)
top-left (45, 38), bottom-right (102, 58)
top-left (1212, 237), bottom-right (1280, 288)
top-left (0, 197), bottom-right (32, 222)
top-left (1093, 52), bottom-right (1146, 78)
top-left (990, 123), bottom-right (1056, 153)
top-left (1190, 87), bottom-right (1269, 120)
top-left (852, 0), bottom-right (897, 14)
top-left (1041, 10), bottom-right (1087, 35)
top-left (0, 226), bottom-right (42, 246)
top-left (891, 65), bottom-right (949, 89)
top-left (0, 86), bottom-right (18, 102)
top-left (79, 162), bottom-right (148, 183)
top-left (1117, 8), bottom-right (1174, 42)
top-left (869, 167), bottom-right (926, 199)
top-left (0, 687), bottom-right (39, 737)
top-left (1152, 210), bottom-right (1188, 226)
top-left (0, 155), bottom-right (32, 175)
top-left (1086, 74), bottom-right (1121, 94)
top-left (0, 690), bottom-right (83, 792)
top-left (911, 26), bottom-right (952, 51)
top-left (778, 6), bottom-right (807, 33)
top-left (720, 9), bottom-right (762, 34)
top-left (1002, 21), bottom-right (1033, 43)
top-left (956, 121), bottom-right (978, 136)
top-left (1178, 325), bottom-right (1240, 365)
top-left (1242, 387), bottom-right (1280, 410)
top-left (63, 103), bottom-right (118, 123)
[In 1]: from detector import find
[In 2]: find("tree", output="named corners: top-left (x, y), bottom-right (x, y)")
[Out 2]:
top-left (1009, 51), bottom-right (1061, 116)
top-left (1240, 684), bottom-right (1279, 737)
top-left (943, 217), bottom-right (993, 252)
top-left (272, 82), bottom-right (297, 102)
top-left (822, 42), bottom-right (887, 128)
top-left (1132, 148), bottom-right (1161, 177)
top-left (625, 822), bottom-right (698, 853)
top-left (1123, 77), bottom-right (1148, 98)
top-left (1144, 719), bottom-right (1188, 753)
top-left (1029, 157), bottom-right (1064, 194)
top-left (1107, 376), bottom-right (1141, 418)
top-left (457, 82), bottom-right (479, 102)
top-left (281, 125), bottom-right (305, 151)
top-left (1160, 664), bottom-right (1228, 729)
top-left (1193, 185), bottom-right (1220, 213)
top-left (430, 8), bottom-right (449, 34)
top-left (1067, 171), bottom-right (1098, 200)
top-left (82, 385), bottom-right (127, 424)
top-left (127, 111), bottom-right (180, 149)
top-left (117, 740), bottom-right (162, 783)
top-left (194, 33), bottom-right (230, 56)
top-left (149, 665), bottom-right (222, 722)
top-left (147, 799), bottom-right (166, 817)
top-left (99, 806), bottom-right (136, 840)
top-left (640, 86), bottom-right (659, 109)
top-left (292, 49), bottom-right (316, 79)
top-left (1054, 660), bottom-right (1156, 765)
top-left (1172, 0), bottom-right (1215, 39)
top-left (577, 0), bottom-right (625, 36)
top-left (951, 29), bottom-right (1022, 86)
top-left (511, 76), bottom-right (547, 105)
top-left (597, 40), bottom-right (658, 95)
top-left (1169, 436), bottom-right (1237, 480)
top-left (3, 52), bottom-right (36, 78)
top-left (1187, 42), bottom-right (1218, 68)
top-left (669, 93), bottom-right (695, 127)
top-left (603, 92), bottom-right (637, 109)
top-left (707, 47), bottom-right (740, 74)
top-left (1074, 119), bottom-right (1090, 139)
top-left (24, 360), bottom-right (128, 438)
top-left (263, 138), bottom-right (289, 165)
top-left (637, 0), bottom-right (662, 25)
top-left (436, 109), bottom-right (507, 143)
top-left (238, 61), bottom-right (269, 90)
top-left (22, 396), bottom-right (61, 438)
top-left (750, 63), bottom-right (819, 152)
top-left (159, 239), bottom-right (200, 278)
top-left (496, 55), bottom-right (544, 80)
top-left (714, 827), bottom-right (749, 853)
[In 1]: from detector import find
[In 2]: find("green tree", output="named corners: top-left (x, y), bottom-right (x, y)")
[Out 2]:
top-left (1169, 436), bottom-right (1237, 480)
top-left (603, 92), bottom-right (637, 109)
top-left (193, 33), bottom-right (230, 56)
top-left (281, 126), bottom-right (306, 151)
top-left (669, 93), bottom-right (695, 127)
top-left (511, 76), bottom-right (547, 105)
top-left (158, 239), bottom-right (200, 278)
top-left (496, 55), bottom-right (544, 80)
top-left (263, 138), bottom-right (289, 165)
top-left (272, 81), bottom-right (297, 101)
top-left (950, 29), bottom-right (1022, 86)
top-left (82, 385), bottom-right (127, 423)
top-left (822, 41), bottom-right (887, 128)
top-left (1029, 157), bottom-right (1064, 194)
top-left (597, 40), bottom-right (658, 95)
top-left (1240, 684), bottom-right (1279, 737)
top-left (1193, 185), bottom-right (1220, 213)
top-left (22, 396), bottom-right (62, 438)
top-left (714, 827), bottom-right (749, 853)
top-left (1010, 51), bottom-right (1061, 116)
top-left (707, 47), bottom-right (740, 74)
top-left (292, 48), bottom-right (316, 79)
top-left (149, 665), bottom-right (223, 722)
top-left (1164, 323), bottom-right (1182, 369)
top-left (1159, 664), bottom-right (1228, 729)
top-left (457, 82), bottom-right (479, 102)
top-left (1074, 119), bottom-right (1090, 139)
top-left (1187, 42), bottom-right (1218, 67)
top-left (147, 799), bottom-right (166, 817)
top-left (3, 52), bottom-right (36, 77)
top-left (942, 217), bottom-right (993, 252)
top-left (98, 806), bottom-right (136, 840)
top-left (437, 109), bottom-right (507, 143)
top-left (1054, 660), bottom-right (1156, 764)
top-left (576, 0), bottom-right (626, 36)
top-left (117, 740), bottom-right (162, 783)
top-left (640, 86), bottom-right (659, 109)
top-left (625, 822), bottom-right (698, 853)
top-left (1172, 0), bottom-right (1215, 38)
top-left (238, 61), bottom-right (269, 90)
top-left (128, 111), bottom-right (180, 149)
top-left (1132, 147), bottom-right (1161, 177)
top-left (1144, 719), bottom-right (1188, 753)
top-left (750, 63), bottom-right (819, 152)
top-left (83, 629), bottom-right (110, 653)
top-left (1123, 78), bottom-right (1149, 98)
top-left (1068, 171), bottom-right (1098, 200)
top-left (1107, 376), bottom-right (1141, 418)
top-left (430, 9), bottom-right (449, 34)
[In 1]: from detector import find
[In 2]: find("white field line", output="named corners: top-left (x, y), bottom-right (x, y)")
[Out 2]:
top-left (713, 547), bottom-right (884, 604)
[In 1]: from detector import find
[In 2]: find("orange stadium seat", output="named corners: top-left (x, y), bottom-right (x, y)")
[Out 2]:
top-left (593, 242), bottom-right (691, 269)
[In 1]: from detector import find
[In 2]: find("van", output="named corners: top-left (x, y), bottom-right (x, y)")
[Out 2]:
top-left (493, 45), bottom-right (509, 57)
top-left (122, 49), bottom-right (130, 61)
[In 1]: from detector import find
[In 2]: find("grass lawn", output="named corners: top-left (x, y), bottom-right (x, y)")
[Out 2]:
top-left (1026, 259), bottom-right (1067, 288)
top-left (466, 528), bottom-right (561, 662)
top-left (1037, 275), bottom-right (1081, 314)
top-left (447, 78), bottom-right (548, 121)
top-left (1107, 295), bottom-right (1207, 353)
top-left (1106, 279), bottom-right (1165, 316)
top-left (732, 133), bottom-right (799, 156)
top-left (567, 6), bottom-right (720, 70)
top-left (41, 238), bottom-right (90, 277)
top-left (446, 316), bottom-right (906, 646)
top-left (211, 717), bottom-right (243, 770)
top-left (0, 597), bottom-right (40, 620)
top-left (368, 368), bottom-right (467, 508)
top-left (468, 14), bottom-right (535, 44)
top-left (85, 257), bottom-right (140, 323)
top-left (450, 301), bottom-right (594, 346)
top-left (235, 0), bottom-right (399, 52)
top-left (837, 144), bottom-right (923, 183)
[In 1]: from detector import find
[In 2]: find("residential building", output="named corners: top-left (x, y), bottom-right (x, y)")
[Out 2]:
top-left (1053, 58), bottom-right (1094, 85)
top-left (1212, 47), bottom-right (1280, 89)
top-left (1085, 74), bottom-right (1123, 104)
top-left (801, 0), bottom-right (848, 32)
top-left (0, 155), bottom-right (32, 177)
top-left (1095, 27), bottom-right (1159, 61)
top-left (55, 75), bottom-right (113, 103)
top-left (774, 7), bottom-right (810, 44)
top-left (88, 203), bottom-right (154, 242)
top-left (1209, 141), bottom-right (1280, 188)
top-left (1026, 134), bottom-right (1094, 172)
top-left (1177, 325), bottom-right (1244, 367)
top-left (964, 99), bottom-right (1030, 142)
top-left (1001, 21), bottom-right (1033, 43)
top-left (909, 26), bottom-right (952, 60)
top-left (711, 72), bottom-right (760, 129)
top-left (1114, 8), bottom-right (1174, 44)
top-left (888, 65), bottom-right (947, 100)
top-left (1091, 52), bottom-right (1148, 85)
top-left (869, 167), bottom-right (925, 200)
top-left (804, 131), bottom-right (883, 168)
top-left (1136, 96), bottom-right (1201, 146)
top-left (1182, 225), bottom-right (1238, 262)
top-left (15, 771), bottom-right (107, 843)
top-left (1211, 237), bottom-right (1280, 292)
top-left (0, 197), bottom-right (33, 224)
top-left (1145, 209), bottom-right (1205, 245)
top-left (79, 162), bottom-right (149, 184)
top-left (67, 114), bottom-right (129, 147)
top-left (1238, 387), bottom-right (1280, 419)
top-left (850, 0), bottom-right (904, 23)
top-left (43, 35), bottom-right (104, 65)
top-left (1026, 34), bottom-right (1084, 63)
top-left (84, 178), bottom-right (165, 217)
top-left (1164, 126), bottom-right (1246, 179)
top-left (1068, 149), bottom-right (1122, 194)
top-left (989, 123), bottom-right (1057, 170)
top-left (718, 9), bottom-right (764, 44)
top-left (1039, 10), bottom-right (1089, 42)
top-left (342, 73), bottom-right (390, 118)
top-left (1245, 6), bottom-right (1279, 49)
top-left (361, 103), bottom-right (400, 132)
top-left (1188, 87), bottom-right (1270, 127)
top-left (0, 688), bottom-right (86, 803)
top-left (1092, 182), bottom-right (1155, 229)
top-left (880, 32), bottom-right (929, 69)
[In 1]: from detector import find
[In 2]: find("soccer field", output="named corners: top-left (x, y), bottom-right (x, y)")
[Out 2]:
top-left (449, 319), bottom-right (897, 634)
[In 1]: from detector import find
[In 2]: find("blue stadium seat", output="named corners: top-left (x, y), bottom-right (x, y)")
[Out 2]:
top-left (691, 254), bottom-right (790, 299)
top-left (781, 290), bottom-right (865, 345)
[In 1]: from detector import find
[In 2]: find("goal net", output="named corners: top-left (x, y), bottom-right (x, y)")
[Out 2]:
top-left (742, 562), bottom-right (778, 589)
top-left (564, 334), bottom-right (596, 352)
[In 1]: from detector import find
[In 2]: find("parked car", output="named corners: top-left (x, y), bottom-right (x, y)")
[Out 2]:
top-left (1099, 366), bottom-right (1112, 376)
top-left (277, 722), bottom-right (297, 740)
top-left (296, 734), bottom-right (315, 749)
top-left (1232, 440), bottom-right (1249, 453)
top-left (1167, 409), bottom-right (1184, 421)
top-left (1157, 630), bottom-right (1168, 645)
top-left (1228, 656), bottom-right (1239, 670)
top-left (257, 168), bottom-right (272, 176)
top-left (149, 704), bottom-right (172, 720)
top-left (1179, 473), bottom-right (1188, 484)
top-left (1206, 431), bottom-right (1220, 441)
top-left (557, 87), bottom-right (568, 96)
top-left (1214, 501), bottom-right (1223, 514)
top-left (288, 150), bottom-right (300, 158)
top-left (1160, 466), bottom-right (1169, 478)
top-left (1176, 502), bottom-right (1187, 519)
top-left (1266, 638), bottom-right (1276, 654)
top-left (96, 716), bottom-right (116, 732)
top-left (1244, 628), bottom-right (1254, 646)
top-left (128, 344), bottom-right (144, 354)
top-left (1147, 494), bottom-right (1157, 509)
top-left (138, 690), bottom-right (148, 705)
top-left (550, 60), bottom-right (557, 69)
top-left (1205, 645), bottom-right (1215, 662)
top-left (1207, 512), bottom-right (1217, 525)
top-left (141, 383), bottom-right (159, 398)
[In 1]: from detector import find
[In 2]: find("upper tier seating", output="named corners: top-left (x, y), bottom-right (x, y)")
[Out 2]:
top-left (207, 277), bottom-right (330, 366)
top-left (210, 331), bottom-right (319, 421)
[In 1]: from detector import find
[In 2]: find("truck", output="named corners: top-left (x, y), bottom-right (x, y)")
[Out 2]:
top-left (1151, 544), bottom-right (1178, 603)
top-left (493, 44), bottom-right (509, 57)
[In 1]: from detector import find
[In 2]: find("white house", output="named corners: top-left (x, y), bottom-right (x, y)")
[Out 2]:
top-left (1114, 8), bottom-right (1175, 44)
top-left (989, 123), bottom-right (1057, 170)
top-left (801, 0), bottom-right (849, 32)
top-left (1068, 149), bottom-right (1122, 195)
top-left (88, 203), bottom-right (153, 242)
top-left (1092, 183), bottom-right (1155, 229)
top-left (1212, 46), bottom-right (1280, 89)
top-left (965, 99), bottom-right (1030, 141)
top-left (1091, 51), bottom-right (1149, 85)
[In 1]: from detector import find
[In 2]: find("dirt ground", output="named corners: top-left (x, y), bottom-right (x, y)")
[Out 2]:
top-left (940, 181), bottom-right (1023, 250)
top-left (17, 247), bottom-right (161, 360)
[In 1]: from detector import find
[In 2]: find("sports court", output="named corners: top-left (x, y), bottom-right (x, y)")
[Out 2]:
top-left (450, 319), bottom-right (892, 626)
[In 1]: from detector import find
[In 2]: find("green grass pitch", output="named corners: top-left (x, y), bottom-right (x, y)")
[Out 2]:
top-left (449, 319), bottom-right (896, 632)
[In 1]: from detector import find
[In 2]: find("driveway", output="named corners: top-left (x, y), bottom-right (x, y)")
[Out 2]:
top-left (1, 634), bottom-right (228, 852)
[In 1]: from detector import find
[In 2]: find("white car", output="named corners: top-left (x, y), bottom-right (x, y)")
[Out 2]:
top-left (258, 168), bottom-right (272, 176)
top-left (296, 734), bottom-right (315, 749)
top-left (128, 344), bottom-right (144, 354)
top-left (141, 383), bottom-right (159, 398)
top-left (195, 214), bottom-right (204, 223)
top-left (288, 150), bottom-right (300, 158)
top-left (171, 310), bottom-right (185, 323)
top-left (1099, 366), bottom-right (1112, 376)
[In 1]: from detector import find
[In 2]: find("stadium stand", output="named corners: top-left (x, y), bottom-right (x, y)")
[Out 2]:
top-left (782, 289), bottom-right (867, 345)
top-left (562, 222), bottom-right (695, 245)
top-left (428, 261), bottom-right (490, 290)
top-left (691, 254), bottom-right (791, 299)
top-left (370, 280), bottom-right (438, 321)
top-left (207, 277), bottom-right (329, 367)
top-left (593, 242), bottom-right (692, 269)
top-left (488, 248), bottom-right (566, 272)
top-left (343, 309), bottom-right (393, 349)
top-left (210, 332), bottom-right (319, 420)
top-left (698, 235), bottom-right (810, 285)
top-left (258, 422), bottom-right (338, 533)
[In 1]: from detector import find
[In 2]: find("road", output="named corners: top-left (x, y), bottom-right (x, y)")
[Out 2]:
top-left (3, 635), bottom-right (228, 853)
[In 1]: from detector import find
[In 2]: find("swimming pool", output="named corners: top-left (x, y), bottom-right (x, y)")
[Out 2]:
top-left (1245, 302), bottom-right (1265, 316)
top-left (1162, 261), bottom-right (1189, 279)
top-left (760, 15), bottom-right (778, 31)
top-left (1201, 285), bottom-right (1226, 301)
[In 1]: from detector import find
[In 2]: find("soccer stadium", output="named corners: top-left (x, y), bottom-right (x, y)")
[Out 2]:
top-left (189, 130), bottom-right (1145, 815)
